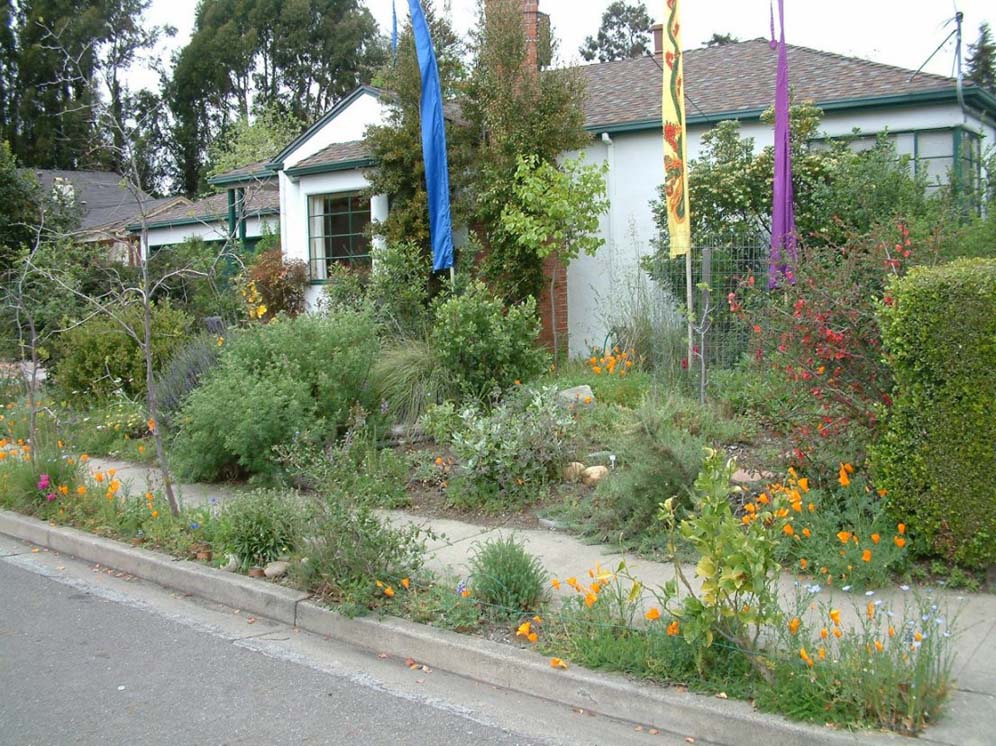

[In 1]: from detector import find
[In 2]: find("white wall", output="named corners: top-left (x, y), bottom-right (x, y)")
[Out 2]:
top-left (144, 215), bottom-right (277, 251)
top-left (282, 93), bottom-right (386, 169)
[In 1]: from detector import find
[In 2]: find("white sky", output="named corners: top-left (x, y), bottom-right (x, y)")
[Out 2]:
top-left (138, 0), bottom-right (993, 92)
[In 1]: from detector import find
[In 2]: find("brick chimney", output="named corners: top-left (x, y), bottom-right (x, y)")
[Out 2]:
top-left (651, 23), bottom-right (663, 56)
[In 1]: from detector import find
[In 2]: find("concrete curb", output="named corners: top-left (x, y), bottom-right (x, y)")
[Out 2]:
top-left (1, 509), bottom-right (903, 746)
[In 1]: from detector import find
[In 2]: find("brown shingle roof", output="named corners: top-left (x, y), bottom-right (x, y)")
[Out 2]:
top-left (287, 140), bottom-right (373, 172)
top-left (139, 184), bottom-right (280, 228)
top-left (579, 39), bottom-right (959, 130)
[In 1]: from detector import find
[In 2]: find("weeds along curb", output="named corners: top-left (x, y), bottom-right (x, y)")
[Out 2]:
top-left (1, 509), bottom-right (904, 746)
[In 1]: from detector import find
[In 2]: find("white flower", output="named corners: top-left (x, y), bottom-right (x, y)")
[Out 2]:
top-left (899, 584), bottom-right (911, 592)
top-left (842, 585), bottom-right (852, 592)
top-left (865, 590), bottom-right (875, 597)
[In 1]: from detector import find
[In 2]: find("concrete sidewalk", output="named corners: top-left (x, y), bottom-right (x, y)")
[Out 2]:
top-left (84, 457), bottom-right (996, 745)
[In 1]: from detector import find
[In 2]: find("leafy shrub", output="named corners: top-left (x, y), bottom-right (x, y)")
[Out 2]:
top-left (291, 494), bottom-right (428, 603)
top-left (217, 489), bottom-right (305, 570)
top-left (149, 237), bottom-right (242, 322)
top-left (171, 310), bottom-right (379, 481)
top-left (243, 246), bottom-right (308, 320)
top-left (447, 385), bottom-right (575, 509)
top-left (55, 301), bottom-right (193, 402)
top-left (278, 408), bottom-right (410, 508)
top-left (468, 535), bottom-right (547, 617)
top-left (570, 394), bottom-right (714, 547)
top-left (154, 332), bottom-right (226, 430)
top-left (0, 447), bottom-right (83, 518)
top-left (322, 262), bottom-right (368, 312)
top-left (372, 337), bottom-right (459, 427)
top-left (430, 281), bottom-right (548, 400)
top-left (367, 240), bottom-right (432, 336)
top-left (729, 222), bottom-right (924, 478)
top-left (872, 259), bottom-right (996, 568)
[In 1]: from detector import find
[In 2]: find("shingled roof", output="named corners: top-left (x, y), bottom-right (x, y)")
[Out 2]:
top-left (579, 38), bottom-right (964, 131)
top-left (285, 140), bottom-right (373, 174)
top-left (137, 184), bottom-right (280, 229)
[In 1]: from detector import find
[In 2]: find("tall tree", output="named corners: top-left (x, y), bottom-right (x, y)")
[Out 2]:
top-left (579, 0), bottom-right (652, 63)
top-left (465, 0), bottom-right (589, 303)
top-left (168, 0), bottom-right (384, 196)
top-left (0, 0), bottom-right (16, 138)
top-left (966, 22), bottom-right (995, 94)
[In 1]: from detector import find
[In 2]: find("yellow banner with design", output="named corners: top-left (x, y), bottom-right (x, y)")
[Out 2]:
top-left (662, 0), bottom-right (690, 257)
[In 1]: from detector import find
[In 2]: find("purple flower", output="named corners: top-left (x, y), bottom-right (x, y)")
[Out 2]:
top-left (37, 474), bottom-right (50, 491)
top-left (46, 493), bottom-right (56, 502)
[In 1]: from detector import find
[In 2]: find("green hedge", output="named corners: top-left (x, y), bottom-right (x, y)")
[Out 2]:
top-left (872, 258), bottom-right (996, 568)
top-left (55, 301), bottom-right (193, 403)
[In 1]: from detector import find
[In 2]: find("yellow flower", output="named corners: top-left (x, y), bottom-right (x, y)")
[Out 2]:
top-left (802, 527), bottom-right (812, 538)
top-left (867, 601), bottom-right (875, 620)
top-left (894, 536), bottom-right (907, 549)
top-left (862, 549), bottom-right (872, 563)
top-left (645, 607), bottom-right (661, 621)
top-left (833, 627), bottom-right (843, 639)
top-left (400, 577), bottom-right (410, 590)
top-left (820, 627), bottom-right (829, 639)
top-left (871, 533), bottom-right (880, 544)
top-left (829, 609), bottom-right (841, 626)
top-left (874, 640), bottom-right (884, 653)
top-left (783, 523), bottom-right (794, 537)
top-left (888, 625), bottom-right (896, 638)
top-left (527, 632), bottom-right (537, 643)
top-left (151, 510), bottom-right (159, 518)
top-left (666, 620), bottom-right (680, 636)
top-left (383, 586), bottom-right (395, 598)
top-left (788, 617), bottom-right (801, 635)
top-left (799, 647), bottom-right (814, 667)
top-left (897, 523), bottom-right (906, 535)
top-left (550, 578), bottom-right (561, 589)
top-left (799, 558), bottom-right (808, 570)
top-left (798, 477), bottom-right (809, 492)
top-left (95, 472), bottom-right (105, 483)
top-left (584, 593), bottom-right (597, 608)
top-left (550, 657), bottom-right (569, 669)
top-left (516, 621), bottom-right (532, 638)
top-left (76, 486), bottom-right (86, 495)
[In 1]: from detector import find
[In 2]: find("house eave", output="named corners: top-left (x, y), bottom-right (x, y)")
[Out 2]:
top-left (283, 158), bottom-right (375, 178)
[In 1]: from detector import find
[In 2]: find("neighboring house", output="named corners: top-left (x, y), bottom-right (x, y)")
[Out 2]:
top-left (32, 169), bottom-right (187, 263)
top-left (135, 172), bottom-right (280, 255)
top-left (143, 2), bottom-right (996, 356)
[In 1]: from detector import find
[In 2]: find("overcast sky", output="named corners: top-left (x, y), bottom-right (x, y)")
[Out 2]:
top-left (139, 0), bottom-right (993, 91)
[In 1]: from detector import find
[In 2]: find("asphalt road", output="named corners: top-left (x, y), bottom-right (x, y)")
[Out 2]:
top-left (0, 542), bottom-right (697, 746)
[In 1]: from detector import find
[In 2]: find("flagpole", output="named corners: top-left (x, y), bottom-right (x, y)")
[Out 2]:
top-left (686, 248), bottom-right (694, 369)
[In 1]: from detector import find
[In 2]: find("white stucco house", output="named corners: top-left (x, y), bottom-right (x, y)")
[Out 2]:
top-left (139, 24), bottom-right (996, 357)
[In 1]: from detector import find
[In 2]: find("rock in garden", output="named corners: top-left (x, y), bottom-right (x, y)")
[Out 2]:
top-left (264, 560), bottom-right (289, 578)
top-left (558, 385), bottom-right (596, 408)
top-left (731, 469), bottom-right (774, 484)
top-left (563, 462), bottom-right (586, 482)
top-left (221, 554), bottom-right (240, 572)
top-left (581, 465), bottom-right (609, 487)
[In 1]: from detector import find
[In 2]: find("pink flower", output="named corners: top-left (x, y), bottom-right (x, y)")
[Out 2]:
top-left (37, 474), bottom-right (50, 491)
top-left (46, 493), bottom-right (56, 502)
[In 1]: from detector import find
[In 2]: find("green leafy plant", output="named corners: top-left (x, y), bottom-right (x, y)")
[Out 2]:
top-left (468, 534), bottom-right (547, 618)
top-left (872, 258), bottom-right (996, 568)
top-left (217, 489), bottom-right (304, 570)
top-left (242, 246), bottom-right (309, 321)
top-left (431, 281), bottom-right (548, 400)
top-left (447, 385), bottom-right (574, 509)
top-left (372, 337), bottom-right (458, 427)
top-left (171, 310), bottom-right (379, 481)
top-left (54, 301), bottom-right (193, 403)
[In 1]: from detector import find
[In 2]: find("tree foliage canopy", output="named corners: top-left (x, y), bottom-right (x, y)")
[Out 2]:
top-left (967, 22), bottom-right (995, 93)
top-left (579, 0), bottom-right (652, 63)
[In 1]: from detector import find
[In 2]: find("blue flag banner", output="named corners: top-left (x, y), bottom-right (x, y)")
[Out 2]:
top-left (408, 0), bottom-right (454, 272)
top-left (392, 0), bottom-right (398, 59)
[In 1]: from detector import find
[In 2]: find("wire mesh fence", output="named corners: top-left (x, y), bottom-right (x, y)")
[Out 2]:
top-left (642, 235), bottom-right (769, 374)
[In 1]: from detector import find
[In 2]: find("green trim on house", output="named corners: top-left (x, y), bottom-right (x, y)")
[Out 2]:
top-left (125, 207), bottom-right (281, 232)
top-left (284, 158), bottom-right (376, 178)
top-left (585, 86), bottom-right (996, 135)
top-left (207, 167), bottom-right (275, 186)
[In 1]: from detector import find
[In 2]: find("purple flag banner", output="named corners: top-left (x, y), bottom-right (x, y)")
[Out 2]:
top-left (769, 0), bottom-right (796, 288)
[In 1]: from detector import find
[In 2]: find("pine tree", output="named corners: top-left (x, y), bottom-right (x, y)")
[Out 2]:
top-left (966, 22), bottom-right (995, 94)
top-left (579, 1), bottom-right (652, 63)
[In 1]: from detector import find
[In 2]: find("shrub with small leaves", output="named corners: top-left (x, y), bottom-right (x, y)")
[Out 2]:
top-left (217, 489), bottom-right (305, 570)
top-left (468, 535), bottom-right (547, 618)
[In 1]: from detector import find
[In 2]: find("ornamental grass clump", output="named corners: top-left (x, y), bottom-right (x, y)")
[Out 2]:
top-left (468, 535), bottom-right (547, 618)
top-left (217, 489), bottom-right (305, 571)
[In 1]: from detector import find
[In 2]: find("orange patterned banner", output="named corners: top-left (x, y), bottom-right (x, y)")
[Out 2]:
top-left (662, 0), bottom-right (690, 257)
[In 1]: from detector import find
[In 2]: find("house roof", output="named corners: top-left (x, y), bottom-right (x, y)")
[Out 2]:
top-left (31, 169), bottom-right (172, 233)
top-left (284, 140), bottom-right (373, 176)
top-left (579, 38), bottom-right (989, 132)
top-left (132, 184), bottom-right (280, 231)
top-left (207, 160), bottom-right (276, 186)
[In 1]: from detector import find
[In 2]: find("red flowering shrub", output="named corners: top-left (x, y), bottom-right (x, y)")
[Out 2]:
top-left (244, 247), bottom-right (308, 321)
top-left (731, 222), bottom-right (932, 479)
